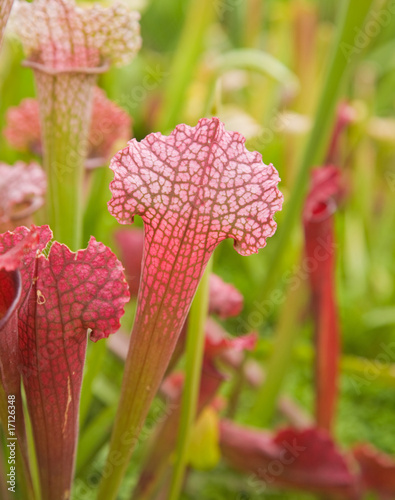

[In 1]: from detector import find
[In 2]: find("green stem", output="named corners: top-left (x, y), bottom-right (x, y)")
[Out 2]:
top-left (79, 340), bottom-right (107, 430)
top-left (30, 64), bottom-right (100, 250)
top-left (168, 257), bottom-right (213, 500)
top-left (250, 267), bottom-right (307, 426)
top-left (155, 0), bottom-right (214, 132)
top-left (83, 167), bottom-right (115, 246)
top-left (259, 0), bottom-right (373, 300)
top-left (76, 405), bottom-right (116, 475)
top-left (43, 122), bottom-right (85, 250)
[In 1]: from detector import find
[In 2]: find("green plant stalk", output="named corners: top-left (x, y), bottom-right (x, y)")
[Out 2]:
top-left (42, 116), bottom-right (85, 251)
top-left (168, 258), bottom-right (213, 500)
top-left (259, 0), bottom-right (373, 300)
top-left (29, 65), bottom-right (101, 250)
top-left (155, 0), bottom-right (214, 132)
top-left (14, 447), bottom-right (35, 500)
top-left (79, 340), bottom-right (107, 429)
top-left (251, 266), bottom-right (307, 426)
top-left (83, 166), bottom-right (115, 246)
top-left (76, 405), bottom-right (116, 474)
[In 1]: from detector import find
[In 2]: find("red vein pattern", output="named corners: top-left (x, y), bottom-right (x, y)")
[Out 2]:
top-left (114, 226), bottom-right (245, 374)
top-left (110, 117), bottom-right (281, 334)
top-left (0, 0), bottom-right (13, 48)
top-left (4, 88), bottom-right (132, 165)
top-left (0, 225), bottom-right (129, 500)
top-left (100, 117), bottom-right (283, 499)
top-left (110, 117), bottom-right (281, 345)
top-left (115, 226), bottom-right (244, 317)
